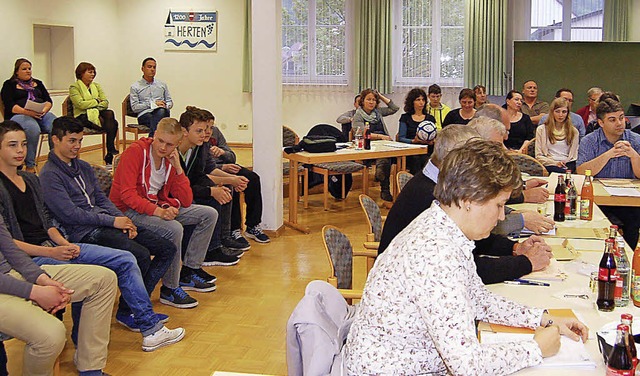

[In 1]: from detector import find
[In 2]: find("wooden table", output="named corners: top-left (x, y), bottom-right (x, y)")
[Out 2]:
top-left (593, 179), bottom-right (640, 207)
top-left (283, 141), bottom-right (429, 233)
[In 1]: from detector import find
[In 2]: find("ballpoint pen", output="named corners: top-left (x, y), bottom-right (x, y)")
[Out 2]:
top-left (503, 279), bottom-right (550, 287)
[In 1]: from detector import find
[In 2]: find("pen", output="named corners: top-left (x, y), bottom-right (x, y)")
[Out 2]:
top-left (515, 279), bottom-right (550, 286)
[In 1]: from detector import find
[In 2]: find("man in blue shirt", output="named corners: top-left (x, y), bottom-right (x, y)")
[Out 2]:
top-left (577, 98), bottom-right (640, 248)
top-left (130, 57), bottom-right (173, 137)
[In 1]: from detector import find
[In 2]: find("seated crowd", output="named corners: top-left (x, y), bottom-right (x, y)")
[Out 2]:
top-left (0, 57), bottom-right (272, 375)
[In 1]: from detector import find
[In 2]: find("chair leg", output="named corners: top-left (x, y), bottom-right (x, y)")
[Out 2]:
top-left (323, 171), bottom-right (329, 210)
top-left (303, 169), bottom-right (309, 209)
top-left (362, 167), bottom-right (369, 196)
top-left (101, 133), bottom-right (107, 159)
top-left (341, 174), bottom-right (346, 199)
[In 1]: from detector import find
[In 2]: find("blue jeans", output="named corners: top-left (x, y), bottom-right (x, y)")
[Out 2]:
top-left (80, 226), bottom-right (177, 316)
top-left (11, 113), bottom-right (55, 168)
top-left (125, 204), bottom-right (217, 289)
top-left (137, 108), bottom-right (170, 138)
top-left (33, 243), bottom-right (162, 337)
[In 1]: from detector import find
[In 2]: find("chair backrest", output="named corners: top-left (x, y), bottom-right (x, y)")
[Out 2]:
top-left (321, 225), bottom-right (353, 290)
top-left (0, 96), bottom-right (6, 119)
top-left (113, 154), bottom-right (122, 172)
top-left (396, 171), bottom-right (413, 193)
top-left (526, 138), bottom-right (536, 157)
top-left (90, 164), bottom-right (113, 195)
top-left (283, 125), bottom-right (299, 147)
top-left (508, 152), bottom-right (548, 177)
top-left (358, 194), bottom-right (382, 242)
top-left (122, 94), bottom-right (139, 126)
top-left (62, 96), bottom-right (73, 116)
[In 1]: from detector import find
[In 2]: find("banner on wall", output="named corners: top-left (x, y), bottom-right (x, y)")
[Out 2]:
top-left (164, 10), bottom-right (217, 51)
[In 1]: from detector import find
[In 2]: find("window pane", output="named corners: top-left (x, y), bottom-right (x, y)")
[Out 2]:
top-left (282, 26), bottom-right (309, 76)
top-left (403, 0), bottom-right (431, 27)
top-left (441, 0), bottom-right (464, 27)
top-left (316, 0), bottom-right (346, 25)
top-left (402, 27), bottom-right (432, 78)
top-left (440, 27), bottom-right (464, 79)
top-left (530, 0), bottom-right (563, 41)
top-left (316, 26), bottom-right (345, 76)
top-left (570, 0), bottom-right (603, 41)
top-left (282, 0), bottom-right (308, 25)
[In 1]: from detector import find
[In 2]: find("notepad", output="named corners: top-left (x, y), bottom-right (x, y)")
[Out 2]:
top-left (24, 99), bottom-right (46, 113)
top-left (481, 332), bottom-right (596, 369)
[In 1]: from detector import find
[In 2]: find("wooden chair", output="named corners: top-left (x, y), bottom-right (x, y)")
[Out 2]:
top-left (282, 126), bottom-right (308, 207)
top-left (508, 152), bottom-right (548, 177)
top-left (396, 170), bottom-right (413, 193)
top-left (121, 94), bottom-right (150, 149)
top-left (525, 138), bottom-right (536, 157)
top-left (90, 164), bottom-right (113, 195)
top-left (321, 225), bottom-right (376, 302)
top-left (358, 194), bottom-right (386, 261)
top-left (60, 96), bottom-right (108, 158)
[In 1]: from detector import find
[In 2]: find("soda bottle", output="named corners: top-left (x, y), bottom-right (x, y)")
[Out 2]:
top-left (354, 127), bottom-right (363, 150)
top-left (598, 238), bottom-right (617, 312)
top-left (632, 245), bottom-right (640, 308)
top-left (615, 236), bottom-right (631, 307)
top-left (564, 170), bottom-right (572, 189)
top-left (607, 324), bottom-right (634, 375)
top-left (580, 169), bottom-right (594, 220)
top-left (566, 177), bottom-right (578, 220)
top-left (610, 225), bottom-right (620, 240)
top-left (553, 175), bottom-right (566, 222)
top-left (364, 122), bottom-right (371, 150)
top-left (620, 314), bottom-right (637, 371)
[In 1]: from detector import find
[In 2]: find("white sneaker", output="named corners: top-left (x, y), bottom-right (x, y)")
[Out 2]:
top-left (142, 326), bottom-right (185, 352)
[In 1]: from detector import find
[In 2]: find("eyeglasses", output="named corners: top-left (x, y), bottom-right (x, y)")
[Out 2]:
top-left (588, 97), bottom-right (598, 102)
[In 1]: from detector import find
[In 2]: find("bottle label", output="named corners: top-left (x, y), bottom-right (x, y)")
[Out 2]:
top-left (580, 199), bottom-right (591, 218)
top-left (600, 267), bottom-right (617, 281)
top-left (606, 367), bottom-right (633, 376)
top-left (555, 193), bottom-right (566, 202)
top-left (632, 275), bottom-right (640, 303)
top-left (615, 272), bottom-right (623, 299)
top-left (564, 200), bottom-right (570, 215)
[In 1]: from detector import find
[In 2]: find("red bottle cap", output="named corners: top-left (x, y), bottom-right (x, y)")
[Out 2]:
top-left (618, 324), bottom-right (630, 332)
top-left (622, 313), bottom-right (634, 321)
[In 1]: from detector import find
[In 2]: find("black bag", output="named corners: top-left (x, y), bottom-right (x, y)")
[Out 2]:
top-left (300, 135), bottom-right (337, 153)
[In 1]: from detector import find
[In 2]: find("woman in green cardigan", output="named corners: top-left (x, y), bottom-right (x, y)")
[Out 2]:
top-left (69, 62), bottom-right (119, 164)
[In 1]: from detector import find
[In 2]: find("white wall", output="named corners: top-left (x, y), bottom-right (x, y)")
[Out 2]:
top-left (631, 1), bottom-right (640, 41)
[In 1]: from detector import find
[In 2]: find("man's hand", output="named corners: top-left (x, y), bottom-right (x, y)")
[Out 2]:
top-left (230, 176), bottom-right (249, 191)
top-left (514, 235), bottom-right (550, 255)
top-left (525, 178), bottom-right (548, 190)
top-left (615, 140), bottom-right (640, 159)
top-left (211, 186), bottom-right (233, 205)
top-left (210, 146), bottom-right (225, 158)
top-left (523, 186), bottom-right (549, 203)
top-left (29, 285), bottom-right (72, 314)
top-left (168, 149), bottom-right (184, 175)
top-left (49, 245), bottom-right (79, 261)
top-left (522, 211), bottom-right (555, 234)
top-left (222, 164), bottom-right (241, 174)
top-left (522, 245), bottom-right (552, 271)
top-left (155, 100), bottom-right (166, 108)
top-left (153, 206), bottom-right (179, 221)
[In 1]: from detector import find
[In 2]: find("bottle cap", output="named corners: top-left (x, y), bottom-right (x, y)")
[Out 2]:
top-left (611, 225), bottom-right (619, 230)
top-left (621, 313), bottom-right (634, 321)
top-left (585, 169), bottom-right (591, 176)
top-left (606, 238), bottom-right (615, 243)
top-left (618, 324), bottom-right (630, 332)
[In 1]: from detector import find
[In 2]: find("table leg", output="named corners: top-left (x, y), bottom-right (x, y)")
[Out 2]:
top-left (284, 160), bottom-right (310, 233)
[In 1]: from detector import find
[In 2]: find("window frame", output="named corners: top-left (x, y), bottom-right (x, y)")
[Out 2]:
top-left (528, 0), bottom-right (603, 42)
top-left (392, 0), bottom-right (464, 87)
top-left (281, 0), bottom-right (352, 86)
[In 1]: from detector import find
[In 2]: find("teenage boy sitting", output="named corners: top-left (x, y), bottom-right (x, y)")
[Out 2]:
top-left (110, 117), bottom-right (218, 308)
top-left (177, 107), bottom-right (243, 266)
top-left (39, 116), bottom-right (178, 331)
top-left (0, 214), bottom-right (117, 375)
top-left (200, 108), bottom-right (270, 244)
top-left (0, 120), bottom-right (184, 352)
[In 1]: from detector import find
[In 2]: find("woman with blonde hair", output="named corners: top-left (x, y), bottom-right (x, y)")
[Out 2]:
top-left (535, 97), bottom-right (579, 173)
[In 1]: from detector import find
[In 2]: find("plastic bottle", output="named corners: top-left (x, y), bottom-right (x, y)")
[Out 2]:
top-left (580, 169), bottom-right (594, 220)
top-left (615, 236), bottom-right (631, 307)
top-left (632, 245), bottom-right (640, 308)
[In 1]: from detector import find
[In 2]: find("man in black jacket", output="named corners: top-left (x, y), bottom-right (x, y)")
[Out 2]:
top-left (379, 125), bottom-right (552, 284)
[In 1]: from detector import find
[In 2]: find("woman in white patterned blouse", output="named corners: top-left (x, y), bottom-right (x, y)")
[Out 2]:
top-left (345, 139), bottom-right (588, 375)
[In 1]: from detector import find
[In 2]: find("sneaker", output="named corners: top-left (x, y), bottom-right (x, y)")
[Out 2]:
top-left (142, 326), bottom-right (185, 352)
top-left (179, 271), bottom-right (217, 292)
top-left (221, 245), bottom-right (244, 258)
top-left (245, 225), bottom-right (270, 243)
top-left (159, 286), bottom-right (198, 309)
top-left (380, 190), bottom-right (393, 202)
top-left (202, 247), bottom-right (241, 267)
top-left (193, 268), bottom-right (217, 284)
top-left (223, 234), bottom-right (251, 252)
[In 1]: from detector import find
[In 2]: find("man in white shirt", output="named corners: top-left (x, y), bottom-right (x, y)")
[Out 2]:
top-left (130, 57), bottom-right (173, 137)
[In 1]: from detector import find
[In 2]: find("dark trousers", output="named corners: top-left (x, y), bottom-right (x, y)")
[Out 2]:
top-left (79, 226), bottom-right (176, 314)
top-left (77, 109), bottom-right (119, 153)
top-left (192, 195), bottom-right (232, 251)
top-left (231, 167), bottom-right (263, 229)
top-left (600, 206), bottom-right (640, 250)
top-left (138, 108), bottom-right (170, 138)
top-left (0, 341), bottom-right (7, 376)
top-left (544, 161), bottom-right (577, 174)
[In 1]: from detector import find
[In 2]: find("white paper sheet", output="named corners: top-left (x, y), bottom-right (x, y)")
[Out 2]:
top-left (602, 186), bottom-right (640, 197)
top-left (24, 99), bottom-right (46, 113)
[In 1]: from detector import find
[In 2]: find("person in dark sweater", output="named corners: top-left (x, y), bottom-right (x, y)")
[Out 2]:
top-left (177, 107), bottom-right (246, 267)
top-left (397, 88), bottom-right (436, 174)
top-left (379, 125), bottom-right (552, 284)
top-left (442, 88), bottom-right (477, 127)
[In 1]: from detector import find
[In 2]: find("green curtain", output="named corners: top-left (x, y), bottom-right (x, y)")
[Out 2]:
top-left (463, 0), bottom-right (507, 96)
top-left (355, 0), bottom-right (392, 94)
top-left (242, 0), bottom-right (252, 93)
top-left (604, 0), bottom-right (629, 42)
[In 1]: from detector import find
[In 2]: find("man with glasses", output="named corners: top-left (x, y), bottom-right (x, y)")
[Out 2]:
top-left (538, 88), bottom-right (586, 140)
top-left (521, 80), bottom-right (549, 125)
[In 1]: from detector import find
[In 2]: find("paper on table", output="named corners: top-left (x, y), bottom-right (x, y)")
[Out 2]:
top-left (521, 259), bottom-right (567, 281)
top-left (597, 178), bottom-right (640, 188)
top-left (24, 99), bottom-right (46, 113)
top-left (555, 226), bottom-right (609, 240)
top-left (521, 227), bottom-right (556, 236)
top-left (481, 332), bottom-right (596, 369)
top-left (602, 186), bottom-right (640, 197)
top-left (544, 172), bottom-right (587, 198)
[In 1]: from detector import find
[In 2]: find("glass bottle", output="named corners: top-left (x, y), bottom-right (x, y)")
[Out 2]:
top-left (615, 236), bottom-right (631, 307)
top-left (580, 169), bottom-right (594, 220)
top-left (607, 324), bottom-right (633, 375)
top-left (553, 175), bottom-right (566, 222)
top-left (598, 238), bottom-right (617, 312)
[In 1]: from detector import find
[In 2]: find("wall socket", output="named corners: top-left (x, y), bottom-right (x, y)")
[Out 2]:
top-left (238, 123), bottom-right (249, 130)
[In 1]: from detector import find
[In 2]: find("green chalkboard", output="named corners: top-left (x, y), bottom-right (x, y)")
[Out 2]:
top-left (513, 41), bottom-right (640, 112)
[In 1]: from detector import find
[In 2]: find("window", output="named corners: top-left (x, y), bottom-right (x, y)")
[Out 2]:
top-left (393, 0), bottom-right (465, 87)
top-left (33, 24), bottom-right (75, 91)
top-left (529, 0), bottom-right (603, 41)
top-left (281, 0), bottom-right (349, 85)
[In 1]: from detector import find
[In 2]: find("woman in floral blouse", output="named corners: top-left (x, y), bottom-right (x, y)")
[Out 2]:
top-left (345, 139), bottom-right (588, 375)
